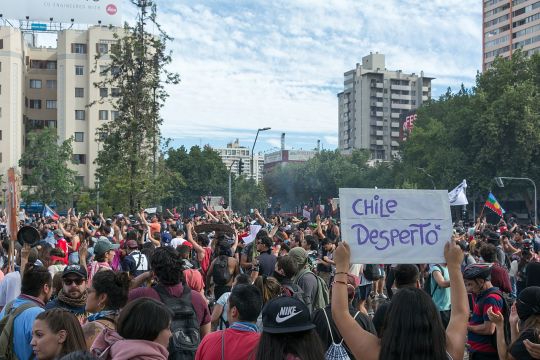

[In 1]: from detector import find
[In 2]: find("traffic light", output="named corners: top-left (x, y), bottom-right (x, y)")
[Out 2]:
top-left (238, 159), bottom-right (244, 174)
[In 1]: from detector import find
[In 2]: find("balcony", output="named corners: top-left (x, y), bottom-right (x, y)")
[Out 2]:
top-left (391, 113), bottom-right (400, 118)
top-left (376, 92), bottom-right (383, 98)
top-left (376, 121), bottom-right (383, 126)
top-left (375, 82), bottom-right (383, 88)
top-left (422, 95), bottom-right (429, 101)
top-left (391, 84), bottom-right (409, 91)
top-left (376, 130), bottom-right (383, 136)
top-left (375, 111), bottom-right (384, 117)
top-left (375, 101), bottom-right (383, 107)
top-left (391, 131), bottom-right (400, 137)
top-left (376, 140), bottom-right (384, 145)
top-left (391, 103), bottom-right (412, 110)
top-left (391, 141), bottom-right (400, 147)
top-left (422, 86), bottom-right (429, 92)
top-left (391, 122), bottom-right (400, 128)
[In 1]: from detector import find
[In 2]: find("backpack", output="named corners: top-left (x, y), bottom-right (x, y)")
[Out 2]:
top-left (363, 264), bottom-right (383, 282)
top-left (212, 256), bottom-right (231, 286)
top-left (295, 269), bottom-right (329, 311)
top-left (486, 288), bottom-right (511, 349)
top-left (282, 283), bottom-right (305, 303)
top-left (154, 284), bottom-right (200, 360)
top-left (423, 264), bottom-right (443, 297)
top-left (0, 301), bottom-right (39, 360)
top-left (322, 307), bottom-right (359, 360)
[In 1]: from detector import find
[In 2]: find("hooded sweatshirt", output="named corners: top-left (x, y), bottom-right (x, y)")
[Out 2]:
top-left (91, 327), bottom-right (169, 360)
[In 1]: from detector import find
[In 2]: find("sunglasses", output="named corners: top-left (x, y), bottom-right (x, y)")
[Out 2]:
top-left (63, 278), bottom-right (84, 285)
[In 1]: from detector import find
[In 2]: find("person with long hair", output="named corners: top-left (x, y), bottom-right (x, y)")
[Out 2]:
top-left (31, 308), bottom-right (87, 360)
top-left (332, 241), bottom-right (469, 360)
top-left (82, 271), bottom-right (130, 348)
top-left (254, 275), bottom-right (283, 330)
top-left (255, 296), bottom-right (324, 360)
top-left (90, 297), bottom-right (172, 360)
top-left (488, 285), bottom-right (540, 359)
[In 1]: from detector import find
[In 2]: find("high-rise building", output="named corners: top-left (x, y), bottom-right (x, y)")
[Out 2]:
top-left (214, 139), bottom-right (264, 183)
top-left (337, 53), bottom-right (433, 161)
top-left (483, 0), bottom-right (540, 71)
top-left (0, 25), bottom-right (118, 188)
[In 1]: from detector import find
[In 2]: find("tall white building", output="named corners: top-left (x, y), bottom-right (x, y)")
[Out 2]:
top-left (0, 25), bottom-right (119, 188)
top-left (338, 53), bottom-right (433, 161)
top-left (214, 139), bottom-right (264, 183)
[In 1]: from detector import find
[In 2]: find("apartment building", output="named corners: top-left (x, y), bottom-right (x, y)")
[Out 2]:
top-left (483, 0), bottom-right (540, 70)
top-left (337, 53), bottom-right (433, 161)
top-left (214, 139), bottom-right (264, 182)
top-left (0, 25), bottom-right (119, 188)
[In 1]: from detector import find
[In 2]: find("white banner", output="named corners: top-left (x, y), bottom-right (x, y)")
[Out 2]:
top-left (3, 0), bottom-right (123, 26)
top-left (339, 188), bottom-right (452, 264)
top-left (448, 179), bottom-right (468, 206)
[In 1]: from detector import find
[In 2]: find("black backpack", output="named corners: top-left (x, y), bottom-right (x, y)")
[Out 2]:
top-left (363, 264), bottom-right (383, 281)
top-left (487, 288), bottom-right (511, 349)
top-left (154, 284), bottom-right (200, 360)
top-left (212, 255), bottom-right (231, 286)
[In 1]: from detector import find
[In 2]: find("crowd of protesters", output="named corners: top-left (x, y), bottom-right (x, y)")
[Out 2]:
top-left (0, 206), bottom-right (539, 360)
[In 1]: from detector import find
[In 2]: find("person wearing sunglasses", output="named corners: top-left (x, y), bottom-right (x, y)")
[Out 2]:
top-left (45, 264), bottom-right (89, 323)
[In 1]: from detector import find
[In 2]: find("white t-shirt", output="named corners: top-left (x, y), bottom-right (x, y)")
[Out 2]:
top-left (170, 237), bottom-right (186, 248)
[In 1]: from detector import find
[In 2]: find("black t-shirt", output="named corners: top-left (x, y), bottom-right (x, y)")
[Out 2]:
top-left (510, 328), bottom-right (538, 360)
top-left (312, 304), bottom-right (376, 357)
top-left (257, 252), bottom-right (277, 277)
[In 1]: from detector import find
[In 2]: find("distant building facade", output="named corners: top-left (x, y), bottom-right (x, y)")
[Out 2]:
top-left (214, 139), bottom-right (264, 182)
top-left (337, 53), bottom-right (433, 161)
top-left (483, 0), bottom-right (540, 70)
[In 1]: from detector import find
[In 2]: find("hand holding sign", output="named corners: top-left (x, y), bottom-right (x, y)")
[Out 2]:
top-left (339, 188), bottom-right (453, 264)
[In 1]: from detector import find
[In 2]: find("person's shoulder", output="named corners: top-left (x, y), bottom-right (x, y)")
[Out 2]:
top-left (128, 286), bottom-right (158, 302)
top-left (44, 298), bottom-right (58, 309)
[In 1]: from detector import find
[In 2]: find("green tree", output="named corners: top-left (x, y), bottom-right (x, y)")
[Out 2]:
top-left (231, 177), bottom-right (267, 214)
top-left (19, 128), bottom-right (77, 207)
top-left (93, 0), bottom-right (179, 213)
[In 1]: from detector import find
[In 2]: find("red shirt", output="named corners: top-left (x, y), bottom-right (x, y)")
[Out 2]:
top-left (56, 238), bottom-right (69, 264)
top-left (128, 283), bottom-right (211, 327)
top-left (490, 263), bottom-right (512, 294)
top-left (195, 328), bottom-right (259, 360)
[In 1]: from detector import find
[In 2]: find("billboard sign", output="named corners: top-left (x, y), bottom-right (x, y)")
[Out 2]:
top-left (3, 0), bottom-right (123, 26)
top-left (264, 151), bottom-right (283, 164)
top-left (288, 150), bottom-right (315, 162)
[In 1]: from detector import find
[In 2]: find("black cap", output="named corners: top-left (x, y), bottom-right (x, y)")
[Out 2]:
top-left (261, 296), bottom-right (315, 334)
top-left (62, 264), bottom-right (87, 279)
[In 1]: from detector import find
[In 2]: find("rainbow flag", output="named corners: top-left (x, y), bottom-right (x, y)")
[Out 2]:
top-left (485, 192), bottom-right (505, 217)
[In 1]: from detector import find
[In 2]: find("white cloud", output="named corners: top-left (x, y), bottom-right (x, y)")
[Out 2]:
top-left (141, 1), bottom-right (482, 148)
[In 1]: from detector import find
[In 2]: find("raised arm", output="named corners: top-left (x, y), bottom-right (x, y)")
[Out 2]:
top-left (444, 241), bottom-right (469, 360)
top-left (185, 222), bottom-right (205, 262)
top-left (332, 242), bottom-right (380, 360)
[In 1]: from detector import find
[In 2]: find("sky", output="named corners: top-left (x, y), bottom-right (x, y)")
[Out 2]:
top-left (41, 0), bottom-right (484, 154)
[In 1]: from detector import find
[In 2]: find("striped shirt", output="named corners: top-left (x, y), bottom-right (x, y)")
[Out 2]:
top-left (467, 287), bottom-right (503, 354)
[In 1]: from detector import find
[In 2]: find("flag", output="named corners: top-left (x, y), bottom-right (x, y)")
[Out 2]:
top-left (43, 204), bottom-right (59, 221)
top-left (448, 179), bottom-right (468, 206)
top-left (485, 193), bottom-right (505, 217)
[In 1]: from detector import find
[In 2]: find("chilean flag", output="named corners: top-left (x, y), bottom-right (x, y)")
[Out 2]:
top-left (43, 204), bottom-right (60, 221)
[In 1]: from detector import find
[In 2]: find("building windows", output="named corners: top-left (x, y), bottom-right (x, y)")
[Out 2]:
top-left (46, 100), bottom-right (57, 109)
top-left (74, 132), bottom-right (84, 142)
top-left (0, 130), bottom-right (2, 140)
top-left (513, 34), bottom-right (540, 49)
top-left (111, 111), bottom-right (120, 120)
top-left (29, 100), bottom-right (42, 109)
top-left (75, 88), bottom-right (84, 98)
top-left (29, 79), bottom-right (42, 89)
top-left (99, 88), bottom-right (108, 97)
top-left (75, 110), bottom-right (85, 120)
top-left (111, 88), bottom-right (120, 97)
top-left (46, 80), bottom-right (56, 89)
top-left (30, 60), bottom-right (57, 69)
top-left (75, 176), bottom-right (84, 186)
top-left (75, 65), bottom-right (84, 75)
top-left (0, 39), bottom-right (3, 49)
top-left (73, 154), bottom-right (86, 164)
top-left (99, 110), bottom-right (109, 120)
top-left (72, 43), bottom-right (87, 54)
top-left (97, 43), bottom-right (109, 54)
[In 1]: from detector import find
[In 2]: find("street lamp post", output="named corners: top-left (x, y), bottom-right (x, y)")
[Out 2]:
top-left (494, 176), bottom-right (537, 225)
top-left (417, 167), bottom-right (436, 189)
top-left (228, 160), bottom-right (238, 212)
top-left (251, 127), bottom-right (271, 181)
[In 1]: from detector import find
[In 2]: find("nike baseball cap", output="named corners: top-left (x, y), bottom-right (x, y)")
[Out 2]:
top-left (261, 296), bottom-right (315, 334)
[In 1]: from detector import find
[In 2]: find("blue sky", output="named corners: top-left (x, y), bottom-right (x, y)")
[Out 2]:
top-left (49, 0), bottom-right (484, 153)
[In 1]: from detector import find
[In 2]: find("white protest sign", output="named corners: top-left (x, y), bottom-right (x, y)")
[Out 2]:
top-left (339, 188), bottom-right (452, 264)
